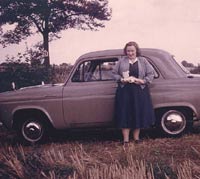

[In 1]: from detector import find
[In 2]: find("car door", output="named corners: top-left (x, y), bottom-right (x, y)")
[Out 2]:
top-left (62, 58), bottom-right (118, 128)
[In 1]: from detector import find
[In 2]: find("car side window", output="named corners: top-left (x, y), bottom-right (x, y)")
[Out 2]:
top-left (149, 62), bottom-right (159, 79)
top-left (71, 58), bottom-right (118, 82)
top-left (142, 56), bottom-right (159, 79)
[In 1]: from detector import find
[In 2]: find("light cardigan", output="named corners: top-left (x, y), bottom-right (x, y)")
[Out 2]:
top-left (112, 56), bottom-right (155, 89)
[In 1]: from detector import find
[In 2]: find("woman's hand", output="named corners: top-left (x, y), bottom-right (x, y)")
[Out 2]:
top-left (121, 77), bottom-right (145, 84)
top-left (121, 77), bottom-right (129, 83)
top-left (121, 76), bottom-right (137, 83)
top-left (128, 76), bottom-right (137, 83)
top-left (134, 78), bottom-right (145, 84)
top-left (120, 78), bottom-right (126, 83)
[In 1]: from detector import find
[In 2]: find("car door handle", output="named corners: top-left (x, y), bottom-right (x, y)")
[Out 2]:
top-left (44, 95), bottom-right (60, 98)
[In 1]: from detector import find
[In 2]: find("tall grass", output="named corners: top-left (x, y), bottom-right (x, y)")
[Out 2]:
top-left (0, 141), bottom-right (200, 179)
top-left (1, 128), bottom-right (200, 178)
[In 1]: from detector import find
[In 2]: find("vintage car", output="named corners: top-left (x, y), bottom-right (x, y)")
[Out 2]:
top-left (0, 48), bottom-right (200, 143)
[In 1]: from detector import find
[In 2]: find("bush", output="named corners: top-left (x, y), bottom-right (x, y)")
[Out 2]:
top-left (0, 61), bottom-right (73, 93)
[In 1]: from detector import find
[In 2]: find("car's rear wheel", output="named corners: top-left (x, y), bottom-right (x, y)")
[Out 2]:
top-left (160, 110), bottom-right (190, 136)
top-left (20, 117), bottom-right (45, 144)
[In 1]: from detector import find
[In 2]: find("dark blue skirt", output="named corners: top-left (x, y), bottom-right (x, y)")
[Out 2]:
top-left (115, 83), bottom-right (155, 129)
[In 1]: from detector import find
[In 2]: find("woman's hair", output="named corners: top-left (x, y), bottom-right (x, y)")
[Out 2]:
top-left (123, 41), bottom-right (141, 56)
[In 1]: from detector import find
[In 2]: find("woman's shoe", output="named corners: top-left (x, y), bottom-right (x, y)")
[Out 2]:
top-left (122, 141), bottom-right (129, 147)
top-left (134, 139), bottom-right (142, 144)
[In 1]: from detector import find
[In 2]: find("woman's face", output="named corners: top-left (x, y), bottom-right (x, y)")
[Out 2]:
top-left (126, 45), bottom-right (137, 60)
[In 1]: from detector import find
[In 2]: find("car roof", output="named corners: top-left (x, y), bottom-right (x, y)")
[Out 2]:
top-left (77, 48), bottom-right (171, 61)
top-left (74, 48), bottom-right (186, 79)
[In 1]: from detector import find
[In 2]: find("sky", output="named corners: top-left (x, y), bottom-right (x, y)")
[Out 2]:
top-left (1, 0), bottom-right (200, 65)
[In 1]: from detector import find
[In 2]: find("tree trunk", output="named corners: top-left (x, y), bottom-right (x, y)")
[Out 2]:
top-left (43, 31), bottom-right (50, 67)
top-left (43, 16), bottom-right (50, 67)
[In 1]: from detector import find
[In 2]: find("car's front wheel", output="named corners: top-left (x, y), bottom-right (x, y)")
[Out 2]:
top-left (20, 118), bottom-right (45, 144)
top-left (159, 109), bottom-right (192, 136)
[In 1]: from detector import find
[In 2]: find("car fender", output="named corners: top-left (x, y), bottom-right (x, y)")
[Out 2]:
top-left (12, 105), bottom-right (54, 127)
top-left (154, 102), bottom-right (197, 117)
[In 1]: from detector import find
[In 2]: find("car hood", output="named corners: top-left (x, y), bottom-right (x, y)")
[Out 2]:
top-left (0, 83), bottom-right (64, 102)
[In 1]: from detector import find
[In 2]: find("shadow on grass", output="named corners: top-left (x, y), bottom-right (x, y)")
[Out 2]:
top-left (1, 124), bottom-right (200, 146)
top-left (47, 127), bottom-right (160, 144)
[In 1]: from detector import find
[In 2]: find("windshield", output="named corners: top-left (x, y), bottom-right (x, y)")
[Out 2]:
top-left (172, 56), bottom-right (190, 75)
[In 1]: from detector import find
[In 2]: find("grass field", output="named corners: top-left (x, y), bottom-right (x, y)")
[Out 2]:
top-left (1, 126), bottom-right (200, 179)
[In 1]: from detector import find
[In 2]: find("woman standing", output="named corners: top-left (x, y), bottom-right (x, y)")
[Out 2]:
top-left (113, 41), bottom-right (155, 144)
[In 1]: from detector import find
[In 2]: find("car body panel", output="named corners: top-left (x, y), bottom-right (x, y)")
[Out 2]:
top-left (63, 81), bottom-right (117, 127)
top-left (0, 84), bottom-right (64, 128)
top-left (150, 78), bottom-right (200, 118)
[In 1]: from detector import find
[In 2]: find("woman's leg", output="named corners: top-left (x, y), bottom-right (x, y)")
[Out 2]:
top-left (133, 128), bottom-right (140, 140)
top-left (122, 128), bottom-right (130, 142)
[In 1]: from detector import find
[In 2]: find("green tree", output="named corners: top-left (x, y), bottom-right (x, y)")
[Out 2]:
top-left (191, 64), bottom-right (200, 74)
top-left (0, 59), bottom-right (50, 92)
top-left (181, 60), bottom-right (194, 68)
top-left (0, 57), bottom-right (73, 92)
top-left (0, 0), bottom-right (111, 66)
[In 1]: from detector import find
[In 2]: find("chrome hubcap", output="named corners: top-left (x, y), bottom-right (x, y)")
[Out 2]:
top-left (22, 121), bottom-right (43, 142)
top-left (161, 110), bottom-right (186, 135)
